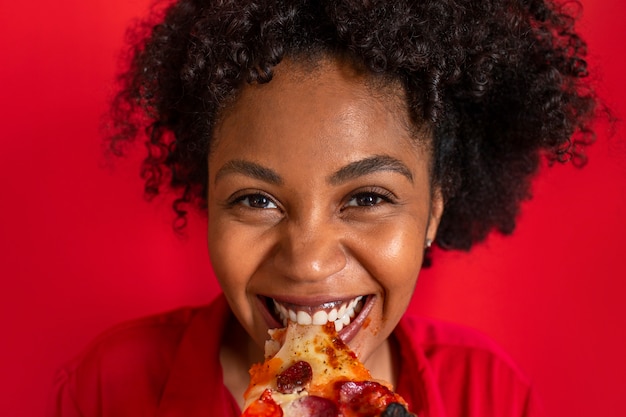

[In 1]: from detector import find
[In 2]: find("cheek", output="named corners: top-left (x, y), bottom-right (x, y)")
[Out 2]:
top-left (208, 221), bottom-right (266, 339)
top-left (358, 220), bottom-right (425, 328)
top-left (209, 218), bottom-right (276, 300)
top-left (365, 223), bottom-right (424, 290)
top-left (208, 221), bottom-right (250, 296)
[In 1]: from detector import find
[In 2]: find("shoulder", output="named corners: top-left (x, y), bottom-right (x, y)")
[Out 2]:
top-left (70, 306), bottom-right (201, 374)
top-left (400, 314), bottom-right (528, 377)
top-left (397, 315), bottom-right (544, 417)
top-left (52, 306), bottom-right (209, 417)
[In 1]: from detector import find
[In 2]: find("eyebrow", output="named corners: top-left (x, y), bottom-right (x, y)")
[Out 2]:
top-left (214, 160), bottom-right (283, 185)
top-left (214, 154), bottom-right (413, 186)
top-left (328, 155), bottom-right (413, 185)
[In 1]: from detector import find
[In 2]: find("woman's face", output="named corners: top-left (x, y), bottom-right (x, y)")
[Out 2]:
top-left (207, 57), bottom-right (443, 364)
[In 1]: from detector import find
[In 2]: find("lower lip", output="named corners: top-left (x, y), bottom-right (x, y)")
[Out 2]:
top-left (338, 295), bottom-right (375, 344)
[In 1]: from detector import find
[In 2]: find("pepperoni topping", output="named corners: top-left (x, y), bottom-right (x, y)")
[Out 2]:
top-left (336, 380), bottom-right (401, 416)
top-left (276, 361), bottom-right (313, 394)
top-left (285, 396), bottom-right (338, 417)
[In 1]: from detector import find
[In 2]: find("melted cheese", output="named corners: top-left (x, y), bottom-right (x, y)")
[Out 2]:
top-left (243, 322), bottom-right (374, 410)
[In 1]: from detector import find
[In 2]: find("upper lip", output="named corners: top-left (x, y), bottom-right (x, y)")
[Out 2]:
top-left (262, 294), bottom-right (362, 308)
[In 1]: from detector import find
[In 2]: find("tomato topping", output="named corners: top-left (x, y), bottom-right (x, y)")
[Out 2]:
top-left (241, 389), bottom-right (283, 417)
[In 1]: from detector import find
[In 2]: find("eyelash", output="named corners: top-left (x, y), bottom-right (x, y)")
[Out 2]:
top-left (344, 188), bottom-right (396, 209)
top-left (228, 191), bottom-right (279, 210)
top-left (226, 187), bottom-right (396, 211)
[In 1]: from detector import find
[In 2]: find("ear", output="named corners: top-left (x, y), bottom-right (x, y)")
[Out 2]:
top-left (426, 186), bottom-right (444, 245)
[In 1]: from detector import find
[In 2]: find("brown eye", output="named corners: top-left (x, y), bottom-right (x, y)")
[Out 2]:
top-left (236, 193), bottom-right (278, 209)
top-left (346, 192), bottom-right (388, 207)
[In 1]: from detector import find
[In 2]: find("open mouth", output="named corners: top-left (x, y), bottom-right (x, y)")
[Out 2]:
top-left (260, 295), bottom-right (374, 342)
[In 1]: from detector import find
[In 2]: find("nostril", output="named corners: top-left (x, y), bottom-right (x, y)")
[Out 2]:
top-left (273, 243), bottom-right (347, 282)
top-left (272, 224), bottom-right (347, 282)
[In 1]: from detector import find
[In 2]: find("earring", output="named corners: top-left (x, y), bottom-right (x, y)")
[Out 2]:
top-left (425, 238), bottom-right (433, 249)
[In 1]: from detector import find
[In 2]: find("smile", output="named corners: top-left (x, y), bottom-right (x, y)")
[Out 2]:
top-left (269, 296), bottom-right (367, 332)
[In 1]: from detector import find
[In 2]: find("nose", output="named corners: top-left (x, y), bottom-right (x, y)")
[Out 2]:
top-left (272, 219), bottom-right (347, 283)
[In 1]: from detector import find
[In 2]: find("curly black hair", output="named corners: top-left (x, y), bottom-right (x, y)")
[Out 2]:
top-left (109, 0), bottom-right (598, 251)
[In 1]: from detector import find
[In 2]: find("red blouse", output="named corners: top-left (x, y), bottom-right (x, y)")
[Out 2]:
top-left (49, 294), bottom-right (544, 417)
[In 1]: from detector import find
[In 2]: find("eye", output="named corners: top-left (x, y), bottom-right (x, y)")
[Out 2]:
top-left (347, 193), bottom-right (383, 207)
top-left (232, 193), bottom-right (278, 209)
top-left (344, 189), bottom-right (395, 208)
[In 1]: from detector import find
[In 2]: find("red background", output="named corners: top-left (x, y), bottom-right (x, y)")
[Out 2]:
top-left (1, 1), bottom-right (624, 416)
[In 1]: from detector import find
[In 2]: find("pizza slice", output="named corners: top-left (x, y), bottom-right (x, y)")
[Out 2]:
top-left (241, 322), bottom-right (415, 417)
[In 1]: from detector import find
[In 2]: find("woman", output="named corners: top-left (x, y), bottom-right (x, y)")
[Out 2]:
top-left (51, 0), bottom-right (599, 416)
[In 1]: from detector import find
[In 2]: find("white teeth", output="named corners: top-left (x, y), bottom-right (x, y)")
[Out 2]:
top-left (312, 310), bottom-right (328, 325)
top-left (334, 319), bottom-right (344, 332)
top-left (273, 295), bottom-right (365, 331)
top-left (296, 310), bottom-right (312, 325)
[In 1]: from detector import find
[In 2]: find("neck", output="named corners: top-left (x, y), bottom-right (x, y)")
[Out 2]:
top-left (363, 336), bottom-right (399, 389)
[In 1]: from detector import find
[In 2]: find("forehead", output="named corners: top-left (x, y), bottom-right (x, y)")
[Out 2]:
top-left (211, 57), bottom-right (432, 171)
